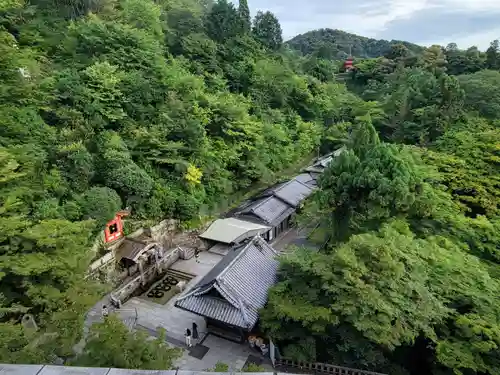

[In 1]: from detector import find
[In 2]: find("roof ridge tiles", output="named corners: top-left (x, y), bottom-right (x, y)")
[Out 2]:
top-left (216, 236), bottom-right (258, 279)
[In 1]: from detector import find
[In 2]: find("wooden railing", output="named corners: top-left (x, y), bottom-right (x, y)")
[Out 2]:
top-left (275, 358), bottom-right (387, 375)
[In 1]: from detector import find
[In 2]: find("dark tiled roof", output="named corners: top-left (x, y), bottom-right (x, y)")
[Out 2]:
top-left (250, 196), bottom-right (294, 226)
top-left (295, 173), bottom-right (319, 187)
top-left (273, 179), bottom-right (313, 207)
top-left (233, 179), bottom-right (313, 226)
top-left (234, 196), bottom-right (292, 227)
top-left (304, 147), bottom-right (346, 173)
top-left (175, 236), bottom-right (279, 330)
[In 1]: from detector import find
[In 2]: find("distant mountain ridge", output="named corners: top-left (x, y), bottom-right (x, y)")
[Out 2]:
top-left (286, 28), bottom-right (425, 59)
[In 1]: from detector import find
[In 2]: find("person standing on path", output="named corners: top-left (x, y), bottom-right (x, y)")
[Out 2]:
top-left (185, 328), bottom-right (192, 348)
top-left (194, 249), bottom-right (200, 263)
top-left (192, 322), bottom-right (199, 344)
top-left (101, 305), bottom-right (109, 319)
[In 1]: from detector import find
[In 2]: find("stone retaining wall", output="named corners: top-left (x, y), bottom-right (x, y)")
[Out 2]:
top-left (110, 247), bottom-right (181, 306)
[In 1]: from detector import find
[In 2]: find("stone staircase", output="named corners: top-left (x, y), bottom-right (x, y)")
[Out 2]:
top-left (167, 268), bottom-right (195, 281)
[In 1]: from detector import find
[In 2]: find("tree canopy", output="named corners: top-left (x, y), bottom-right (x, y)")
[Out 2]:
top-left (73, 316), bottom-right (181, 369)
top-left (2, 0), bottom-right (500, 373)
top-left (0, 0), bottom-right (363, 364)
top-left (262, 31), bottom-right (500, 375)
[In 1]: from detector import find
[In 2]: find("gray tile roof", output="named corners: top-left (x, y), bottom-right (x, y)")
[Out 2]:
top-left (175, 236), bottom-right (279, 330)
top-left (304, 147), bottom-right (346, 173)
top-left (295, 173), bottom-right (314, 184)
top-left (235, 196), bottom-right (293, 227)
top-left (251, 196), bottom-right (295, 225)
top-left (273, 179), bottom-right (314, 207)
top-left (234, 179), bottom-right (313, 227)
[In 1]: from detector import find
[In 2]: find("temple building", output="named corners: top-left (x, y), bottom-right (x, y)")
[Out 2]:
top-left (232, 178), bottom-right (314, 242)
top-left (175, 236), bottom-right (279, 342)
top-left (199, 217), bottom-right (270, 246)
top-left (304, 146), bottom-right (346, 175)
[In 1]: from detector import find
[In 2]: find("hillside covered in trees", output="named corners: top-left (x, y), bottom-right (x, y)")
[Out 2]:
top-left (286, 28), bottom-right (424, 59)
top-left (2, 0), bottom-right (500, 373)
top-left (0, 0), bottom-right (367, 365)
top-left (262, 39), bottom-right (500, 375)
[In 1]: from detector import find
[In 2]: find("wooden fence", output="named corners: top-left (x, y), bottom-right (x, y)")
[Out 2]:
top-left (275, 358), bottom-right (387, 375)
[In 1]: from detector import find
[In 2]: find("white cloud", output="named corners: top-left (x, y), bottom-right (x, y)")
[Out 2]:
top-left (437, 0), bottom-right (500, 12)
top-left (279, 0), bottom-right (430, 39)
top-left (312, 0), bottom-right (431, 37)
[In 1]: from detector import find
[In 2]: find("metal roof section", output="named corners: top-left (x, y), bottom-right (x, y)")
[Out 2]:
top-left (199, 218), bottom-right (271, 244)
top-left (175, 236), bottom-right (279, 330)
top-left (234, 179), bottom-right (313, 226)
top-left (0, 365), bottom-right (44, 375)
top-left (39, 366), bottom-right (110, 375)
top-left (294, 172), bottom-right (315, 184)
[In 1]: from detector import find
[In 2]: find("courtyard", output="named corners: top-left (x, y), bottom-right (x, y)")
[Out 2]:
top-left (85, 229), bottom-right (299, 371)
top-left (127, 250), bottom-right (273, 371)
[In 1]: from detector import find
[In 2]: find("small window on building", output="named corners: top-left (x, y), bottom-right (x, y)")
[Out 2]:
top-left (109, 223), bottom-right (118, 234)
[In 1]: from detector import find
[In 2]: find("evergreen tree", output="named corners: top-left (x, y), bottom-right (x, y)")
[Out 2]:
top-left (205, 0), bottom-right (243, 42)
top-left (485, 39), bottom-right (500, 70)
top-left (252, 11), bottom-right (282, 50)
top-left (238, 0), bottom-right (251, 33)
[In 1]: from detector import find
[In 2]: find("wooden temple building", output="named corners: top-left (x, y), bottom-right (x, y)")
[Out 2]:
top-left (175, 236), bottom-right (279, 342)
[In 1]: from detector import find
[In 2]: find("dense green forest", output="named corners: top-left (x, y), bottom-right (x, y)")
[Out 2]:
top-left (286, 28), bottom-right (424, 59)
top-left (0, 0), bottom-right (365, 364)
top-left (262, 41), bottom-right (500, 374)
top-left (2, 0), bottom-right (500, 373)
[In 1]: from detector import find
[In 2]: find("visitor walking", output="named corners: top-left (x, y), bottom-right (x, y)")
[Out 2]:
top-left (101, 305), bottom-right (109, 319)
top-left (192, 322), bottom-right (199, 344)
top-left (185, 328), bottom-right (192, 347)
top-left (194, 249), bottom-right (200, 263)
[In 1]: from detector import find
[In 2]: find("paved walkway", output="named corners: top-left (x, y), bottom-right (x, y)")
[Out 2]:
top-left (272, 227), bottom-right (318, 254)
top-left (124, 251), bottom-right (223, 344)
top-left (175, 334), bottom-right (256, 371)
top-left (81, 229), bottom-right (307, 370)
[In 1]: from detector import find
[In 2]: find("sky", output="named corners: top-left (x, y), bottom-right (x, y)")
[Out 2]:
top-left (238, 0), bottom-right (500, 50)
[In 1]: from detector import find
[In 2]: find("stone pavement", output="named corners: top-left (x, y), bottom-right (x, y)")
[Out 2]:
top-left (81, 237), bottom-right (300, 371)
top-left (124, 251), bottom-right (224, 344)
top-left (174, 334), bottom-right (258, 371)
top-left (272, 227), bottom-right (318, 254)
top-left (121, 251), bottom-right (273, 371)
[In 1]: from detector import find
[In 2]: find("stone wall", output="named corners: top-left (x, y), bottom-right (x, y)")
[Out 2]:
top-left (88, 252), bottom-right (115, 273)
top-left (87, 218), bottom-right (212, 286)
top-left (149, 219), bottom-right (177, 245)
top-left (110, 247), bottom-right (181, 305)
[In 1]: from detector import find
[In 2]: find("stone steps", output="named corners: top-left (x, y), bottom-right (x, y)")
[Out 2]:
top-left (167, 268), bottom-right (196, 280)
